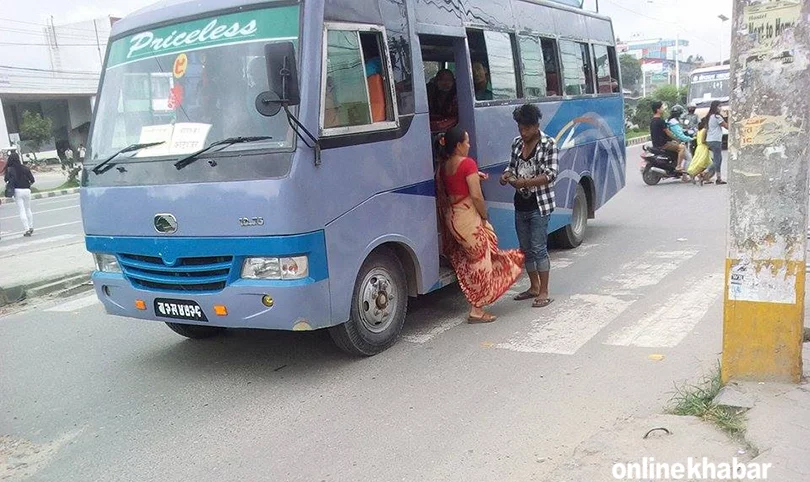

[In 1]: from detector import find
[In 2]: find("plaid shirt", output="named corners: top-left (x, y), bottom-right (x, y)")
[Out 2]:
top-left (505, 133), bottom-right (558, 216)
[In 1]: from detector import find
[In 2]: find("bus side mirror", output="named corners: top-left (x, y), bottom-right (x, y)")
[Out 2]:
top-left (265, 41), bottom-right (300, 105)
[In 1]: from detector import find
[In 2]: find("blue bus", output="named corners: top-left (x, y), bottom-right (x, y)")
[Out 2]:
top-left (83, 0), bottom-right (626, 355)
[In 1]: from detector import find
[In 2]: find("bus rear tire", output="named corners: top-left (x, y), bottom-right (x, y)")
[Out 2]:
top-left (551, 184), bottom-right (588, 249)
top-left (329, 248), bottom-right (408, 356)
top-left (165, 322), bottom-right (226, 339)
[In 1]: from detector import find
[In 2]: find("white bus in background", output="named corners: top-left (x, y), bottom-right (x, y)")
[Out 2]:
top-left (688, 64), bottom-right (730, 145)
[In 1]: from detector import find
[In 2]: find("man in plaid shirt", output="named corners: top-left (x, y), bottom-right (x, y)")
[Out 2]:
top-left (499, 103), bottom-right (558, 308)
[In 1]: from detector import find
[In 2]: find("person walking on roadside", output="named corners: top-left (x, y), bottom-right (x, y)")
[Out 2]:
top-left (436, 126), bottom-right (524, 323)
top-left (4, 152), bottom-right (36, 237)
top-left (78, 144), bottom-right (87, 163)
top-left (500, 103), bottom-right (558, 308)
top-left (705, 100), bottom-right (728, 185)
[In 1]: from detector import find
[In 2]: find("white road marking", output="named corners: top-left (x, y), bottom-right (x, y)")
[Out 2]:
top-left (45, 294), bottom-right (100, 313)
top-left (402, 314), bottom-right (467, 344)
top-left (0, 234), bottom-right (78, 254)
top-left (0, 221), bottom-right (83, 238)
top-left (404, 244), bottom-right (605, 344)
top-left (0, 205), bottom-right (79, 221)
top-left (603, 250), bottom-right (698, 292)
top-left (497, 294), bottom-right (634, 355)
top-left (604, 273), bottom-right (724, 348)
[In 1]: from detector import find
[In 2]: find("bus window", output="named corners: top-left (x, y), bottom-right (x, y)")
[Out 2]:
top-left (593, 44), bottom-right (617, 94)
top-left (607, 46), bottom-right (621, 93)
top-left (541, 38), bottom-right (561, 96)
top-left (322, 27), bottom-right (396, 132)
top-left (559, 40), bottom-right (595, 96)
top-left (467, 29), bottom-right (518, 101)
top-left (518, 36), bottom-right (546, 98)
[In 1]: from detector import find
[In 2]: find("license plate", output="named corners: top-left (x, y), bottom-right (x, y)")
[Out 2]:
top-left (154, 298), bottom-right (208, 322)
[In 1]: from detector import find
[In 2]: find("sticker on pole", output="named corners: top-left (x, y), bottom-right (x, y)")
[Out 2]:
top-left (729, 257), bottom-right (797, 304)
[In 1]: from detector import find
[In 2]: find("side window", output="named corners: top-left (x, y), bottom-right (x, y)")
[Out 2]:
top-left (593, 44), bottom-right (612, 93)
top-left (322, 28), bottom-right (396, 132)
top-left (540, 38), bottom-right (561, 96)
top-left (518, 36), bottom-right (546, 98)
top-left (467, 29), bottom-right (518, 101)
top-left (607, 46), bottom-right (621, 93)
top-left (559, 40), bottom-right (595, 96)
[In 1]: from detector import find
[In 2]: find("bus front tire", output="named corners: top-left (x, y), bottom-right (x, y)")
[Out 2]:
top-left (165, 322), bottom-right (226, 339)
top-left (551, 184), bottom-right (588, 249)
top-left (329, 249), bottom-right (408, 356)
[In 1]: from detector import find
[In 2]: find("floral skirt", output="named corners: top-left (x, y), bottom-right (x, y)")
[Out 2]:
top-left (442, 198), bottom-right (524, 308)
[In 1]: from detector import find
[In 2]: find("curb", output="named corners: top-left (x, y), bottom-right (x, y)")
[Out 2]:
top-left (626, 135), bottom-right (651, 147)
top-left (0, 270), bottom-right (92, 308)
top-left (1, 187), bottom-right (79, 204)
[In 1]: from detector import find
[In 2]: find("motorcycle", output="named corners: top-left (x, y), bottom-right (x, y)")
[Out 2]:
top-left (640, 142), bottom-right (686, 186)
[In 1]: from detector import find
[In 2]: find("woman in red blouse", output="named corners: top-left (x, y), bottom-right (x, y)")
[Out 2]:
top-left (435, 126), bottom-right (524, 323)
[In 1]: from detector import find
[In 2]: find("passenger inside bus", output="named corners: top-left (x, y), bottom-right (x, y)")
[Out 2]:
top-left (360, 34), bottom-right (387, 123)
top-left (472, 61), bottom-right (493, 101)
top-left (427, 69), bottom-right (459, 132)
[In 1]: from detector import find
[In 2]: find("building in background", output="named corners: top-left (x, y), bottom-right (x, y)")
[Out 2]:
top-left (618, 37), bottom-right (697, 93)
top-left (0, 16), bottom-right (117, 159)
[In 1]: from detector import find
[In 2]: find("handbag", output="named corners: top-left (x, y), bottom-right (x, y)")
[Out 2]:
top-left (4, 168), bottom-right (14, 198)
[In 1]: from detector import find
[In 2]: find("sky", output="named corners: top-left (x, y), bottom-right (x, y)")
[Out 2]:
top-left (3, 0), bottom-right (734, 62)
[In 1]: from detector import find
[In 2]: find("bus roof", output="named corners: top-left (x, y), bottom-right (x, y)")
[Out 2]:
top-left (690, 64), bottom-right (730, 75)
top-left (110, 0), bottom-right (288, 40)
top-left (111, 0), bottom-right (612, 42)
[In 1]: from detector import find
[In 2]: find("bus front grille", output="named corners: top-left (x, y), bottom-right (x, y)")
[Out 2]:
top-left (117, 254), bottom-right (234, 293)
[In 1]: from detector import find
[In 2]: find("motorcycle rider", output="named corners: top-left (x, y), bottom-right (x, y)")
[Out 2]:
top-left (650, 101), bottom-right (686, 171)
top-left (682, 103), bottom-right (700, 130)
top-left (667, 105), bottom-right (694, 171)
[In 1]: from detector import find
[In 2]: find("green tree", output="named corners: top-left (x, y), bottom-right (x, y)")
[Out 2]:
top-left (19, 111), bottom-right (53, 161)
top-left (653, 85), bottom-right (687, 107)
top-left (632, 97), bottom-right (657, 130)
top-left (619, 54), bottom-right (642, 90)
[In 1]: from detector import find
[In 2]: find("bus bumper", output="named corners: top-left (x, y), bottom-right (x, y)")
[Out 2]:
top-left (91, 272), bottom-right (332, 331)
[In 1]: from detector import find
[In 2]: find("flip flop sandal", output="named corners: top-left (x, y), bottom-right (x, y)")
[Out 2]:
top-left (513, 291), bottom-right (537, 301)
top-left (532, 298), bottom-right (554, 308)
top-left (467, 313), bottom-right (497, 324)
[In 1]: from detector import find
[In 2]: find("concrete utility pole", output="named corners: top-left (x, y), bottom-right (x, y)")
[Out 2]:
top-left (723, 0), bottom-right (809, 383)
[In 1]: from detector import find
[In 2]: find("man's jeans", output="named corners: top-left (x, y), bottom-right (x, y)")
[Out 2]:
top-left (515, 209), bottom-right (550, 273)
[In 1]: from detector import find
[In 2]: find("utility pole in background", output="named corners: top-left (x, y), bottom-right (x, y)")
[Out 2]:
top-left (722, 1), bottom-right (809, 383)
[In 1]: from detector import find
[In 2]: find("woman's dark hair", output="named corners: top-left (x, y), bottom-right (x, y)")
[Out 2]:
top-left (707, 100), bottom-right (721, 117)
top-left (435, 126), bottom-right (466, 161)
top-left (6, 151), bottom-right (21, 168)
top-left (513, 103), bottom-right (542, 126)
top-left (436, 69), bottom-right (455, 81)
top-left (698, 115), bottom-right (709, 130)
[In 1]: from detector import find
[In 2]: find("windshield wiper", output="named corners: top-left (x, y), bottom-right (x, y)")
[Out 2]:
top-left (92, 142), bottom-right (166, 175)
top-left (174, 136), bottom-right (273, 170)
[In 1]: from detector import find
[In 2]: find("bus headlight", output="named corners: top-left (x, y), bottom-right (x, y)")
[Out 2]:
top-left (242, 256), bottom-right (309, 280)
top-left (94, 254), bottom-right (122, 273)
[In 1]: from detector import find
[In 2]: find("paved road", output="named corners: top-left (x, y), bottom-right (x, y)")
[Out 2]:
top-left (0, 193), bottom-right (83, 255)
top-left (0, 146), bottom-right (731, 481)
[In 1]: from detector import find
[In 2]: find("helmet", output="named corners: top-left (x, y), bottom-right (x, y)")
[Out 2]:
top-left (669, 104), bottom-right (685, 118)
top-left (687, 102), bottom-right (697, 112)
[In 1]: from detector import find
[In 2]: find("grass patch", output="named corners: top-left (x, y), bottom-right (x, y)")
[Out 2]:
top-left (669, 363), bottom-right (748, 438)
top-left (31, 179), bottom-right (79, 194)
top-left (627, 129), bottom-right (650, 140)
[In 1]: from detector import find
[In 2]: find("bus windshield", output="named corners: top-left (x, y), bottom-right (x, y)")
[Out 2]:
top-left (688, 70), bottom-right (729, 106)
top-left (89, 5), bottom-right (299, 164)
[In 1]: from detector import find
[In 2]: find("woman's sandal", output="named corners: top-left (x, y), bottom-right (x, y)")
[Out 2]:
top-left (468, 312), bottom-right (497, 324)
top-left (532, 298), bottom-right (554, 308)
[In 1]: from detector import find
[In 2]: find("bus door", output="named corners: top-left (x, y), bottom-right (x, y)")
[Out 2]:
top-left (418, 34), bottom-right (477, 161)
